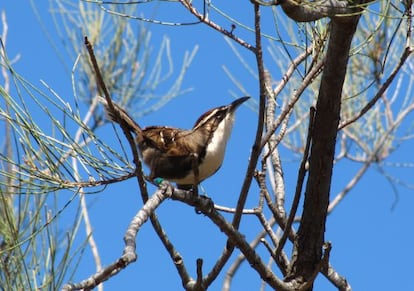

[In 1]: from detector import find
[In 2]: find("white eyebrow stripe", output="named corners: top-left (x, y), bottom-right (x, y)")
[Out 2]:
top-left (193, 108), bottom-right (222, 130)
top-left (159, 130), bottom-right (165, 144)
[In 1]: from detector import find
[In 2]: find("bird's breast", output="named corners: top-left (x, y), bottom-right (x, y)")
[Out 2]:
top-left (196, 116), bottom-right (234, 181)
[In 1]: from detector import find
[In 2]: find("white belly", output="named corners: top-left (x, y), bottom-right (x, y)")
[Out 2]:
top-left (172, 116), bottom-right (234, 185)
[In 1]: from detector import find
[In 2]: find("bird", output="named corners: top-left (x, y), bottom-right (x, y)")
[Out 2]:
top-left (99, 96), bottom-right (249, 188)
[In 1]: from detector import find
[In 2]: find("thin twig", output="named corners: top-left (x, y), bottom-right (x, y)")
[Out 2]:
top-left (84, 36), bottom-right (194, 288)
top-left (170, 189), bottom-right (290, 290)
top-left (71, 97), bottom-right (103, 291)
top-left (330, 102), bottom-right (414, 213)
top-left (263, 69), bottom-right (287, 218)
top-left (321, 262), bottom-right (352, 291)
top-left (195, 259), bottom-right (204, 290)
top-left (339, 46), bottom-right (413, 129)
top-left (62, 183), bottom-right (173, 291)
top-left (60, 172), bottom-right (136, 188)
top-left (232, 2), bottom-right (265, 231)
top-left (213, 204), bottom-right (258, 214)
top-left (205, 247), bottom-right (233, 288)
top-left (275, 107), bottom-right (315, 259)
top-left (84, 37), bottom-right (146, 187)
top-left (179, 0), bottom-right (256, 53)
top-left (260, 59), bottom-right (324, 149)
top-left (204, 5), bottom-right (265, 287)
top-left (260, 177), bottom-right (294, 240)
top-left (223, 218), bottom-right (273, 291)
top-left (0, 12), bottom-right (14, 201)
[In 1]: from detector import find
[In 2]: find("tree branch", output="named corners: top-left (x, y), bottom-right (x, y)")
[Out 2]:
top-left (275, 107), bottom-right (315, 261)
top-left (278, 0), bottom-right (354, 22)
top-left (62, 182), bottom-right (173, 290)
top-left (83, 37), bottom-right (192, 290)
top-left (179, 0), bottom-right (256, 53)
top-left (170, 190), bottom-right (292, 290)
top-left (288, 8), bottom-right (364, 287)
top-left (339, 46), bottom-right (413, 129)
top-left (232, 1), bottom-right (266, 231)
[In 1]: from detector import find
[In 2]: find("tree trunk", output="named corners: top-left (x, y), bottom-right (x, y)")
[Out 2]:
top-left (288, 14), bottom-right (362, 288)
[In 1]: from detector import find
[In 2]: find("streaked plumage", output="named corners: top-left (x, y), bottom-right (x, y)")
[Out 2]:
top-left (99, 96), bottom-right (249, 186)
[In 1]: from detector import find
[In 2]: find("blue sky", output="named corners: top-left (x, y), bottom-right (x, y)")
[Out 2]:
top-left (2, 1), bottom-right (414, 290)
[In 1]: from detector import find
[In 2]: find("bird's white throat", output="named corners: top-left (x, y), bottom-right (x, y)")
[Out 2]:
top-left (173, 115), bottom-right (235, 184)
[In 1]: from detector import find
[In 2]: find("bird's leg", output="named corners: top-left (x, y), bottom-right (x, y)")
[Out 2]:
top-left (191, 153), bottom-right (199, 196)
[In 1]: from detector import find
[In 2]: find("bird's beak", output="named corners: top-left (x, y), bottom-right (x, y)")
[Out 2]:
top-left (230, 96), bottom-right (250, 111)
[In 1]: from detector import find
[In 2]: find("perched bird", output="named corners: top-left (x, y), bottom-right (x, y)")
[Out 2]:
top-left (99, 96), bottom-right (249, 188)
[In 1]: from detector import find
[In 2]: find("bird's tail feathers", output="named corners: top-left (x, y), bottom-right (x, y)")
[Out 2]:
top-left (98, 96), bottom-right (142, 134)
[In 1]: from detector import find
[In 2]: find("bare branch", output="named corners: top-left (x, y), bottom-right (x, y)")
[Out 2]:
top-left (339, 46), bottom-right (413, 129)
top-left (62, 182), bottom-right (173, 291)
top-left (232, 2), bottom-right (266, 231)
top-left (260, 59), bottom-right (324, 149)
top-left (71, 97), bottom-right (104, 290)
top-left (275, 107), bottom-right (315, 259)
top-left (277, 0), bottom-right (355, 22)
top-left (170, 189), bottom-right (292, 290)
top-left (321, 262), bottom-right (352, 291)
top-left (178, 0), bottom-right (256, 53)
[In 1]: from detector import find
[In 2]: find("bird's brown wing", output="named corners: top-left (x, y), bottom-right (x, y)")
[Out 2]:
top-left (141, 126), bottom-right (195, 157)
top-left (140, 126), bottom-right (202, 181)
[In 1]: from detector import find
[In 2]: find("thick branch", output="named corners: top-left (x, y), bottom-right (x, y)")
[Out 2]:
top-left (278, 0), bottom-right (354, 22)
top-left (288, 13), bottom-right (362, 288)
top-left (170, 190), bottom-right (292, 290)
